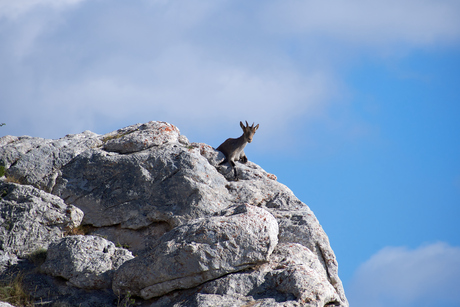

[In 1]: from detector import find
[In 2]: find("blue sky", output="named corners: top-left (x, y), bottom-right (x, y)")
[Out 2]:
top-left (1, 1), bottom-right (459, 305)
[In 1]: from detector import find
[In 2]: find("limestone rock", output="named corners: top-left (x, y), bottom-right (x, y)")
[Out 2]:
top-left (0, 182), bottom-right (83, 257)
top-left (0, 135), bottom-right (18, 147)
top-left (193, 243), bottom-right (342, 306)
top-left (270, 243), bottom-right (343, 305)
top-left (52, 143), bottom-right (231, 231)
top-left (0, 251), bottom-right (18, 273)
top-left (88, 221), bottom-right (172, 254)
top-left (0, 121), bottom-right (349, 306)
top-left (102, 121), bottom-right (187, 154)
top-left (193, 141), bottom-right (278, 181)
top-left (166, 293), bottom-right (259, 307)
top-left (0, 131), bottom-right (101, 192)
top-left (113, 204), bottom-right (279, 299)
top-left (41, 235), bottom-right (134, 289)
top-left (222, 174), bottom-right (347, 303)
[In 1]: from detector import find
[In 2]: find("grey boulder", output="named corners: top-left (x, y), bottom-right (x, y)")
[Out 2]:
top-left (102, 121), bottom-right (188, 154)
top-left (113, 204), bottom-right (279, 299)
top-left (0, 131), bottom-right (101, 192)
top-left (41, 235), bottom-right (134, 289)
top-left (52, 132), bottom-right (230, 234)
top-left (222, 172), bottom-right (347, 303)
top-left (193, 243), bottom-right (343, 306)
top-left (0, 182), bottom-right (83, 258)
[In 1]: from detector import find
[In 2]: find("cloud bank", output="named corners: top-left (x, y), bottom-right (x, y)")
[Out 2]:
top-left (264, 0), bottom-right (460, 47)
top-left (348, 242), bottom-right (460, 307)
top-left (1, 0), bottom-right (459, 141)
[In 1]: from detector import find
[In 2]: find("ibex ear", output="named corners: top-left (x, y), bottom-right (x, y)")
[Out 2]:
top-left (254, 124), bottom-right (259, 131)
top-left (240, 121), bottom-right (245, 129)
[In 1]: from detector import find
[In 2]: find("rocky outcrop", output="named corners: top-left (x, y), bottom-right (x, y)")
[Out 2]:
top-left (169, 243), bottom-right (342, 306)
top-left (0, 131), bottom-right (101, 193)
top-left (0, 182), bottom-right (83, 258)
top-left (113, 204), bottom-right (279, 299)
top-left (41, 235), bottom-right (134, 290)
top-left (0, 121), bottom-right (348, 307)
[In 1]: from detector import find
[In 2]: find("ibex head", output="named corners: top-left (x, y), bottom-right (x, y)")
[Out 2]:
top-left (240, 121), bottom-right (259, 143)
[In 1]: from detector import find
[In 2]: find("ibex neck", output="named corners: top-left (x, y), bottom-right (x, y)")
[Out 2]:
top-left (237, 134), bottom-right (249, 147)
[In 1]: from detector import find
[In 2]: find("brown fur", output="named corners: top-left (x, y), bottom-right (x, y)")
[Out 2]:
top-left (217, 121), bottom-right (259, 180)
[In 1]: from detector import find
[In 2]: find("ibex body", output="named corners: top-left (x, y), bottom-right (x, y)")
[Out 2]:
top-left (217, 121), bottom-right (259, 180)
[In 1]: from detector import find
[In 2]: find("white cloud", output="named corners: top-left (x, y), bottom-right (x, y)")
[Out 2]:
top-left (348, 242), bottom-right (460, 307)
top-left (263, 0), bottom-right (460, 48)
top-left (8, 44), bottom-right (333, 142)
top-left (1, 0), bottom-right (459, 142)
top-left (0, 0), bottom-right (336, 141)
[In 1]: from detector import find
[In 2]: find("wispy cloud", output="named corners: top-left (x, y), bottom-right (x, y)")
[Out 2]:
top-left (1, 0), bottom-right (459, 141)
top-left (0, 0), bottom-right (86, 19)
top-left (348, 242), bottom-right (460, 307)
top-left (263, 0), bottom-right (460, 48)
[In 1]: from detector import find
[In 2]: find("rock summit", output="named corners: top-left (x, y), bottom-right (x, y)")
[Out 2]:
top-left (0, 121), bottom-right (348, 307)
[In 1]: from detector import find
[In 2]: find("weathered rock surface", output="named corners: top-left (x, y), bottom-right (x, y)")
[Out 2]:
top-left (102, 121), bottom-right (188, 154)
top-left (0, 182), bottom-right (83, 258)
top-left (52, 142), bottom-right (230, 231)
top-left (41, 235), bottom-right (134, 289)
top-left (161, 243), bottom-right (342, 307)
top-left (0, 131), bottom-right (101, 192)
top-left (0, 121), bottom-right (348, 307)
top-left (113, 204), bottom-right (279, 299)
top-left (0, 251), bottom-right (18, 273)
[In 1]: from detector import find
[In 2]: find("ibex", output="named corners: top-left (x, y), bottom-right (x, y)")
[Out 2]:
top-left (217, 121), bottom-right (259, 180)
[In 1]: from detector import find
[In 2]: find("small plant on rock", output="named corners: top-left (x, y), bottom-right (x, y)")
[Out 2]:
top-left (117, 291), bottom-right (135, 307)
top-left (101, 129), bottom-right (137, 143)
top-left (0, 188), bottom-right (7, 199)
top-left (116, 242), bottom-right (130, 249)
top-left (0, 273), bottom-right (33, 306)
top-left (65, 224), bottom-right (93, 236)
top-left (5, 175), bottom-right (22, 184)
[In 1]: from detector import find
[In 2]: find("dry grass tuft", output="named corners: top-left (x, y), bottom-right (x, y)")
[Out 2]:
top-left (0, 273), bottom-right (34, 307)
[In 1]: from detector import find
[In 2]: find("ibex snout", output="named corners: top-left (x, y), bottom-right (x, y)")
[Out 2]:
top-left (241, 121), bottom-right (259, 143)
